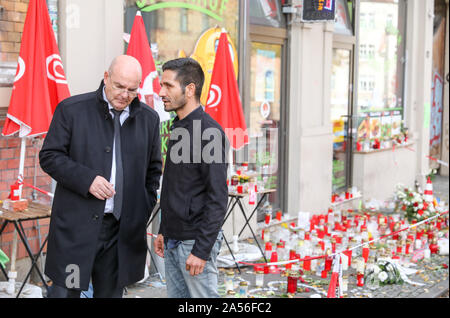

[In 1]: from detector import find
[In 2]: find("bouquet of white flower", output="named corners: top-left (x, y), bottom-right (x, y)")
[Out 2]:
top-left (365, 259), bottom-right (403, 290)
top-left (394, 183), bottom-right (438, 222)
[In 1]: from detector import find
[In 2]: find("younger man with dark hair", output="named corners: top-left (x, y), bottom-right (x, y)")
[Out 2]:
top-left (154, 58), bottom-right (228, 298)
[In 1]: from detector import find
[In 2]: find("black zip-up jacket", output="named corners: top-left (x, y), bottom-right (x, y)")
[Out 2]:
top-left (159, 106), bottom-right (229, 260)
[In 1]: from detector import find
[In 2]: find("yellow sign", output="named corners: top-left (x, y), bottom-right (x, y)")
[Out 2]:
top-left (190, 27), bottom-right (239, 106)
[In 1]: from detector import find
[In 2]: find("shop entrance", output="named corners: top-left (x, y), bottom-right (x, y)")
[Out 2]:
top-left (331, 45), bottom-right (355, 194)
top-left (247, 27), bottom-right (287, 221)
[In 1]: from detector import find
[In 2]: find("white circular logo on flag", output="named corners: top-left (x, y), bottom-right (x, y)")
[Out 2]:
top-left (46, 54), bottom-right (68, 84)
top-left (207, 84), bottom-right (222, 108)
top-left (14, 57), bottom-right (26, 83)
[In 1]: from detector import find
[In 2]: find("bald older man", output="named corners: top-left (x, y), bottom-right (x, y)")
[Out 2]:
top-left (40, 55), bottom-right (162, 298)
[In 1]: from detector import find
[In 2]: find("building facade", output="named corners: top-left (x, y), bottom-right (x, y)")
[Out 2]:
top-left (0, 0), bottom-right (449, 278)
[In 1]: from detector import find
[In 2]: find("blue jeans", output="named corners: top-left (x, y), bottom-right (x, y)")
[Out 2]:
top-left (164, 232), bottom-right (223, 298)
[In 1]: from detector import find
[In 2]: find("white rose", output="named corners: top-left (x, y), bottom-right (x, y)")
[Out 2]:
top-left (378, 271), bottom-right (388, 282)
top-left (373, 266), bottom-right (381, 275)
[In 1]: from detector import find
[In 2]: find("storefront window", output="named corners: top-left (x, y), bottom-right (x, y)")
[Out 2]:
top-left (249, 42), bottom-right (282, 215)
top-left (249, 0), bottom-right (287, 28)
top-left (357, 0), bottom-right (406, 113)
top-left (331, 48), bottom-right (352, 192)
top-left (334, 0), bottom-right (353, 36)
top-left (124, 0), bottom-right (240, 106)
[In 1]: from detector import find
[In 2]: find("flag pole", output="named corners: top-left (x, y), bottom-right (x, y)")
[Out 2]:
top-left (6, 137), bottom-right (26, 295)
top-left (19, 137), bottom-right (26, 185)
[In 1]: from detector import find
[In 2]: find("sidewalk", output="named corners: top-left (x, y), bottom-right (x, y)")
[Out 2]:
top-left (125, 175), bottom-right (449, 299)
top-left (124, 245), bottom-right (449, 299)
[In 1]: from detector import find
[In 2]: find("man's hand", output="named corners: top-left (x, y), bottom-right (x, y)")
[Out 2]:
top-left (89, 176), bottom-right (115, 200)
top-left (154, 234), bottom-right (164, 258)
top-left (186, 254), bottom-right (206, 276)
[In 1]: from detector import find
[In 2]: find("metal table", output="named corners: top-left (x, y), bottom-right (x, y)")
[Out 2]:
top-left (0, 202), bottom-right (51, 298)
top-left (221, 189), bottom-right (277, 272)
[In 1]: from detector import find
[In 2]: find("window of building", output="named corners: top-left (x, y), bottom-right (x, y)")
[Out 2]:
top-left (180, 8), bottom-right (188, 33)
top-left (357, 0), bottom-right (407, 113)
top-left (124, 0), bottom-right (240, 107)
top-left (334, 0), bottom-right (354, 36)
top-left (249, 0), bottom-right (286, 28)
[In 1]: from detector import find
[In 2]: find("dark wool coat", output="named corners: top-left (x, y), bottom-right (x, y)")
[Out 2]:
top-left (39, 82), bottom-right (162, 290)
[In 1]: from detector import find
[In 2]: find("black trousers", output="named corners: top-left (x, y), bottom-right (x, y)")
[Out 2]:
top-left (47, 213), bottom-right (123, 298)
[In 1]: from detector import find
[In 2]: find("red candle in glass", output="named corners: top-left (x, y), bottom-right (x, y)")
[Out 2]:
top-left (325, 257), bottom-right (333, 271)
top-left (321, 270), bottom-right (328, 279)
top-left (303, 257), bottom-right (311, 271)
top-left (345, 250), bottom-right (352, 267)
top-left (362, 247), bottom-right (370, 263)
top-left (319, 241), bottom-right (325, 251)
top-left (287, 274), bottom-right (298, 294)
top-left (318, 229), bottom-right (325, 239)
top-left (429, 243), bottom-right (439, 254)
top-left (270, 251), bottom-right (278, 264)
top-left (265, 213), bottom-right (271, 225)
top-left (289, 249), bottom-right (297, 260)
top-left (357, 273), bottom-right (364, 287)
top-left (276, 211), bottom-right (282, 221)
top-left (405, 243), bottom-right (410, 255)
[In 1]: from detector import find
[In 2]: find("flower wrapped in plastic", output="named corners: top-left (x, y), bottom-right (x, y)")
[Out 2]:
top-left (394, 183), bottom-right (438, 222)
top-left (365, 259), bottom-right (403, 290)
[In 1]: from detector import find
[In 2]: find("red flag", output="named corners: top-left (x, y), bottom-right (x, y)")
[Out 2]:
top-left (126, 11), bottom-right (170, 122)
top-left (2, 0), bottom-right (70, 138)
top-left (205, 31), bottom-right (248, 150)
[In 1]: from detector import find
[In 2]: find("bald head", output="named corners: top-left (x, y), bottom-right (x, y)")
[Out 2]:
top-left (108, 55), bottom-right (142, 82)
top-left (103, 55), bottom-right (143, 111)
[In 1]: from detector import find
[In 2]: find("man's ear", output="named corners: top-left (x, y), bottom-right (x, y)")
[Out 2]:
top-left (186, 83), bottom-right (196, 99)
top-left (103, 71), bottom-right (109, 85)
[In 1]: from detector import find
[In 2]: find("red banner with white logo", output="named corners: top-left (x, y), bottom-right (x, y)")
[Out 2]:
top-left (126, 11), bottom-right (170, 122)
top-left (205, 31), bottom-right (248, 150)
top-left (2, 0), bottom-right (70, 138)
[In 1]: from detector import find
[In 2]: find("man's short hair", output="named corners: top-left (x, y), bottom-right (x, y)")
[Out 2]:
top-left (162, 58), bottom-right (205, 101)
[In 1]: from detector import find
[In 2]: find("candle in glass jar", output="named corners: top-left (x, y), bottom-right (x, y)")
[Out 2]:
top-left (356, 257), bottom-right (365, 273)
top-left (325, 249), bottom-right (333, 271)
top-left (239, 281), bottom-right (248, 298)
top-left (287, 271), bottom-right (299, 294)
top-left (405, 240), bottom-right (411, 255)
top-left (255, 271), bottom-right (264, 288)
top-left (303, 256), bottom-right (311, 272)
top-left (265, 211), bottom-right (271, 225)
top-left (341, 276), bottom-right (348, 293)
top-left (225, 270), bottom-right (235, 292)
top-left (265, 242), bottom-right (272, 260)
top-left (429, 238), bottom-right (439, 254)
top-left (362, 243), bottom-right (370, 263)
top-left (357, 273), bottom-right (365, 287)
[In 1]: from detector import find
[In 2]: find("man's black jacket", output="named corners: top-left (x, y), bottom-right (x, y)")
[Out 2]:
top-left (159, 106), bottom-right (229, 260)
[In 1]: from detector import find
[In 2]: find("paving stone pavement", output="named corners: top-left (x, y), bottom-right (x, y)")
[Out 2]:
top-left (125, 174), bottom-right (449, 299)
top-left (124, 249), bottom-right (448, 299)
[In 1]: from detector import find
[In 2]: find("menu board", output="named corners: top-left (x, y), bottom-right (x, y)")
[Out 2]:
top-left (302, 0), bottom-right (336, 22)
top-left (369, 112), bottom-right (382, 140)
top-left (391, 111), bottom-right (402, 137)
top-left (357, 115), bottom-right (370, 140)
top-left (381, 112), bottom-right (392, 140)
